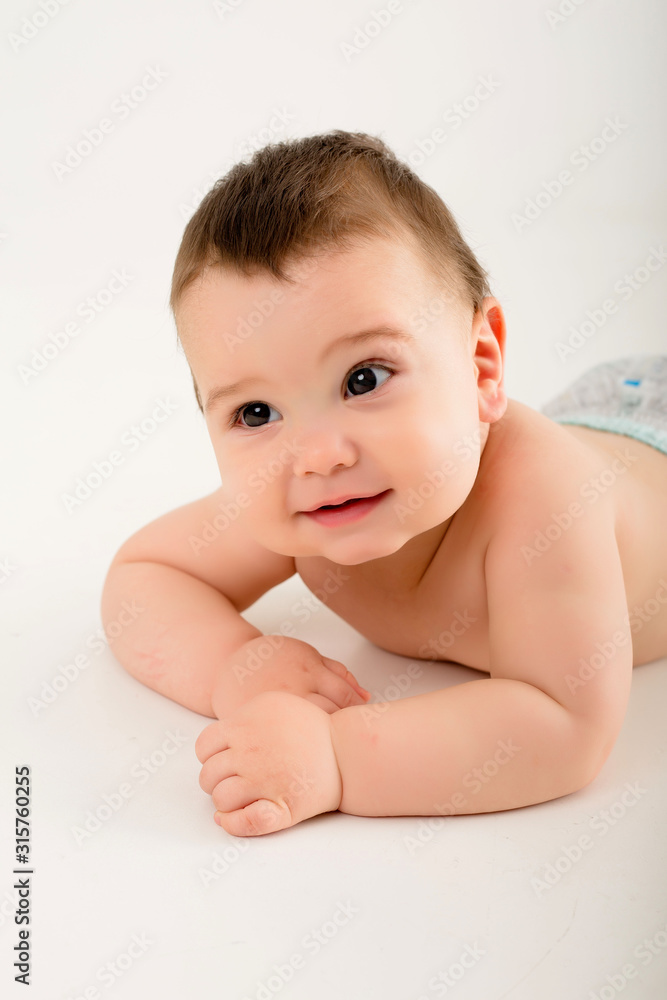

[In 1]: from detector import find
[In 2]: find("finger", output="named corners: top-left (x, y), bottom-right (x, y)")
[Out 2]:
top-left (199, 749), bottom-right (235, 793)
top-left (211, 774), bottom-right (257, 813)
top-left (323, 658), bottom-right (370, 698)
top-left (216, 797), bottom-right (292, 837)
top-left (195, 721), bottom-right (229, 763)
top-left (317, 665), bottom-right (371, 709)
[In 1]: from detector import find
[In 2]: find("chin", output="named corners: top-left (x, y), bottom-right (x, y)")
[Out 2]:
top-left (321, 534), bottom-right (407, 566)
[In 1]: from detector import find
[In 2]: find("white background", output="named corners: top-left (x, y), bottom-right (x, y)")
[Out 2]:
top-left (2, 1), bottom-right (667, 998)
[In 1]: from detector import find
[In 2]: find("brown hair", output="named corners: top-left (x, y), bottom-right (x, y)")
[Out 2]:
top-left (170, 129), bottom-right (492, 413)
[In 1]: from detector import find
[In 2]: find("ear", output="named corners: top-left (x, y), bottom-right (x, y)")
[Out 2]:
top-left (470, 297), bottom-right (507, 424)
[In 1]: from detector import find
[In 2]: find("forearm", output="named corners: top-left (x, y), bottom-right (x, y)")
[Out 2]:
top-left (100, 560), bottom-right (262, 717)
top-left (330, 678), bottom-right (600, 817)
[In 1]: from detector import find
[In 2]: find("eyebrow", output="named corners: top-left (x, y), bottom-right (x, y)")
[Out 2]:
top-left (203, 325), bottom-right (415, 413)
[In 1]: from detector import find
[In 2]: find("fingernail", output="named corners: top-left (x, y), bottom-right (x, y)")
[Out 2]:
top-left (214, 812), bottom-right (222, 826)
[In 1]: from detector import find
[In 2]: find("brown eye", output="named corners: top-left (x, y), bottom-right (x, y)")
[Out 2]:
top-left (233, 402), bottom-right (279, 429)
top-left (345, 364), bottom-right (392, 397)
top-left (229, 364), bottom-right (393, 430)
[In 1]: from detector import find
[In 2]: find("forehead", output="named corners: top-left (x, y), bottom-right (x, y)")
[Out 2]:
top-left (177, 237), bottom-right (443, 335)
top-left (176, 238), bottom-right (468, 394)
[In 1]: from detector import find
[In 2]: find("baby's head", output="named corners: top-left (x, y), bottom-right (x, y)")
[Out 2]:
top-left (170, 130), bottom-right (507, 565)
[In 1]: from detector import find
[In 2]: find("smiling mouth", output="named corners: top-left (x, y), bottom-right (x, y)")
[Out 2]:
top-left (301, 490), bottom-right (391, 524)
top-left (319, 497), bottom-right (367, 510)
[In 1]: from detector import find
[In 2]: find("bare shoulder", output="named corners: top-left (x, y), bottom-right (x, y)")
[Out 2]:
top-left (481, 397), bottom-right (667, 667)
top-left (108, 485), bottom-right (296, 612)
top-left (478, 397), bottom-right (629, 630)
top-left (483, 397), bottom-right (667, 573)
top-left (477, 398), bottom-right (619, 538)
top-left (479, 401), bottom-right (634, 760)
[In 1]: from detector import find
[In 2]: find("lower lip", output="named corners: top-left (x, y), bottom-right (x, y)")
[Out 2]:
top-left (302, 490), bottom-right (392, 526)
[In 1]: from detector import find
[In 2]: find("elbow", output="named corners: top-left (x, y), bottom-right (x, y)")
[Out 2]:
top-left (574, 723), bottom-right (620, 791)
top-left (549, 706), bottom-right (621, 797)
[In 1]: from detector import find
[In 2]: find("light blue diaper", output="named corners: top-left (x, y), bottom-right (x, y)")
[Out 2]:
top-left (540, 354), bottom-right (667, 456)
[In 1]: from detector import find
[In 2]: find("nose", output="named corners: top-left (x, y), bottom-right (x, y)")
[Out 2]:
top-left (291, 420), bottom-right (358, 477)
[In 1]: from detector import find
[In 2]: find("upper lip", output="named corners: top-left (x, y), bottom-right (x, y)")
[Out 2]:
top-left (301, 490), bottom-right (387, 512)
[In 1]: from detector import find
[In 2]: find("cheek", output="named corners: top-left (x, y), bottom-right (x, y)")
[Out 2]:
top-left (214, 444), bottom-right (262, 489)
top-left (403, 418), bottom-right (459, 461)
top-left (398, 419), bottom-right (479, 491)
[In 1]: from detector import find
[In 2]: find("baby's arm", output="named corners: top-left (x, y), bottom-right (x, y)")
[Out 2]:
top-left (330, 491), bottom-right (632, 817)
top-left (100, 489), bottom-right (368, 718)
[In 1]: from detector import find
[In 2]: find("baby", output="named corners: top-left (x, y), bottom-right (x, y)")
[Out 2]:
top-left (101, 130), bottom-right (667, 837)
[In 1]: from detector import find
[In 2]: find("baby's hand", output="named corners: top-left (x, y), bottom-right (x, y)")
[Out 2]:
top-left (211, 635), bottom-right (370, 718)
top-left (196, 690), bottom-right (342, 837)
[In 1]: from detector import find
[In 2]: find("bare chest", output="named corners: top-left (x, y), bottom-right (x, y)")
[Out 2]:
top-left (295, 423), bottom-right (667, 671)
top-left (295, 523), bottom-right (492, 670)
